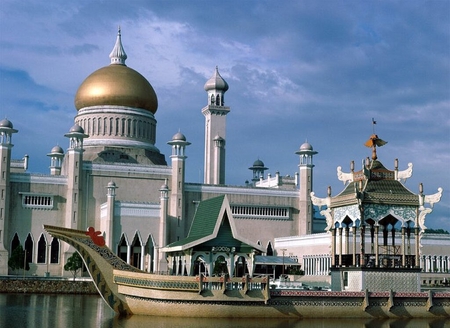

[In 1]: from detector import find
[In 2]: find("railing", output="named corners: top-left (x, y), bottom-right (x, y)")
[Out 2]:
top-left (333, 254), bottom-right (416, 268)
top-left (198, 275), bottom-right (268, 292)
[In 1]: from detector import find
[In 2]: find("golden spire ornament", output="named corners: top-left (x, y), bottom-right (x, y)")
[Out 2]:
top-left (364, 119), bottom-right (387, 160)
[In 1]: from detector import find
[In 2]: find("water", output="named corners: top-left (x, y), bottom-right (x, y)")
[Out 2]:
top-left (0, 294), bottom-right (448, 328)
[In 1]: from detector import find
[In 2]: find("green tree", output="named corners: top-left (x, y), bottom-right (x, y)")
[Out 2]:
top-left (8, 245), bottom-right (30, 273)
top-left (64, 252), bottom-right (83, 281)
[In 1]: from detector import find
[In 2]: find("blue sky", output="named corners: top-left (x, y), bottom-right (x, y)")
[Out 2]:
top-left (0, 1), bottom-right (449, 230)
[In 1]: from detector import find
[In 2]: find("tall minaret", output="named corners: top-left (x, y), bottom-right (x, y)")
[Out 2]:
top-left (0, 119), bottom-right (18, 275)
top-left (63, 124), bottom-right (88, 230)
top-left (295, 141), bottom-right (318, 235)
top-left (202, 67), bottom-right (229, 185)
top-left (167, 132), bottom-right (190, 241)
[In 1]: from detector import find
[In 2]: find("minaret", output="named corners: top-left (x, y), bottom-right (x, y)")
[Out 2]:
top-left (104, 181), bottom-right (117, 248)
top-left (202, 66), bottom-right (229, 185)
top-left (167, 132), bottom-right (190, 241)
top-left (47, 145), bottom-right (64, 176)
top-left (0, 119), bottom-right (18, 275)
top-left (63, 124), bottom-right (88, 230)
top-left (295, 141), bottom-right (318, 235)
top-left (249, 159), bottom-right (268, 184)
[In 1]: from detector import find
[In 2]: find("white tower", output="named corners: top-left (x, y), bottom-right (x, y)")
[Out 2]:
top-left (63, 124), bottom-right (88, 230)
top-left (167, 132), bottom-right (190, 241)
top-left (202, 67), bottom-right (229, 185)
top-left (295, 142), bottom-right (318, 235)
top-left (0, 119), bottom-right (18, 274)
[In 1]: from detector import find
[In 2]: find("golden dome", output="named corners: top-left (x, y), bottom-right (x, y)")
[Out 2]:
top-left (74, 64), bottom-right (158, 113)
top-left (74, 28), bottom-right (158, 113)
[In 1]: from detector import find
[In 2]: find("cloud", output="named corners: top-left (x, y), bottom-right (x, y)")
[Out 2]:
top-left (0, 0), bottom-right (448, 229)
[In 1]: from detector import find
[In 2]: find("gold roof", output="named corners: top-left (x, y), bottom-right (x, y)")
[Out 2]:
top-left (74, 64), bottom-right (158, 113)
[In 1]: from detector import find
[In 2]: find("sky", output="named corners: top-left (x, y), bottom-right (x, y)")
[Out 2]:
top-left (0, 1), bottom-right (449, 230)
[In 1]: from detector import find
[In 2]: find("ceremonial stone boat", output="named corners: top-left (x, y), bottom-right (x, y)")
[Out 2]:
top-left (44, 225), bottom-right (449, 318)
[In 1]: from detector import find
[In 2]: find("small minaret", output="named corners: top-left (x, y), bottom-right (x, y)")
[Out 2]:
top-left (202, 66), bottom-right (229, 185)
top-left (158, 180), bottom-right (169, 273)
top-left (47, 145), bottom-right (64, 176)
top-left (63, 124), bottom-right (88, 230)
top-left (249, 159), bottom-right (268, 184)
top-left (167, 132), bottom-right (190, 241)
top-left (295, 141), bottom-right (318, 235)
top-left (104, 181), bottom-right (117, 248)
top-left (0, 118), bottom-right (18, 275)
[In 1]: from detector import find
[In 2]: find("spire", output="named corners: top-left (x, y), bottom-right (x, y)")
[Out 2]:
top-left (109, 27), bottom-right (127, 65)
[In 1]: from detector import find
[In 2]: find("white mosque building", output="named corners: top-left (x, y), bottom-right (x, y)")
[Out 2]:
top-left (0, 30), bottom-right (447, 289)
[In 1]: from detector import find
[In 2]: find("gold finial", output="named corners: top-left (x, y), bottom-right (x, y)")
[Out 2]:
top-left (364, 134), bottom-right (387, 160)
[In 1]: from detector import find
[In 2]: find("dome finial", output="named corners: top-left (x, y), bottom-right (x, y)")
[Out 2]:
top-left (109, 26), bottom-right (127, 65)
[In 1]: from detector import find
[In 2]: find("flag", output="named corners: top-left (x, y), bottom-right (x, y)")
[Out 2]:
top-left (372, 118), bottom-right (377, 124)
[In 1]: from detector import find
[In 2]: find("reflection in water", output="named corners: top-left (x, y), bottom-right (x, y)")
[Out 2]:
top-left (0, 294), bottom-right (447, 328)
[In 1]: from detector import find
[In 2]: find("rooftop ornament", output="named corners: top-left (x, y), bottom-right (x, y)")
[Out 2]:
top-left (364, 118), bottom-right (387, 160)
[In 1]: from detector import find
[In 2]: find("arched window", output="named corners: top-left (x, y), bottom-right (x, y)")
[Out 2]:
top-left (37, 234), bottom-right (46, 264)
top-left (117, 235), bottom-right (128, 262)
top-left (25, 233), bottom-right (33, 264)
top-left (50, 238), bottom-right (59, 264)
top-left (266, 241), bottom-right (274, 256)
top-left (216, 95), bottom-right (220, 106)
top-left (211, 94), bottom-right (215, 104)
top-left (145, 235), bottom-right (155, 273)
top-left (131, 234), bottom-right (142, 269)
top-left (213, 255), bottom-right (228, 276)
top-left (11, 233), bottom-right (20, 252)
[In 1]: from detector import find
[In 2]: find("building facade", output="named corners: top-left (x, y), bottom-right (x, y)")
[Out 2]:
top-left (0, 30), bottom-right (445, 287)
top-left (0, 30), bottom-right (320, 277)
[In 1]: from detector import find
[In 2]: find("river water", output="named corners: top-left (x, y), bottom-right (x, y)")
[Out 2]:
top-left (0, 294), bottom-right (447, 328)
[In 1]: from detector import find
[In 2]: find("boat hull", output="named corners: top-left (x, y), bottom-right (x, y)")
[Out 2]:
top-left (44, 225), bottom-right (450, 318)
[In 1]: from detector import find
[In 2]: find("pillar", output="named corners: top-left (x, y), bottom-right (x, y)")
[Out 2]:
top-left (331, 228), bottom-right (336, 267)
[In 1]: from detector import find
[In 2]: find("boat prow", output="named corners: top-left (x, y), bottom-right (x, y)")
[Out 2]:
top-left (44, 225), bottom-right (137, 316)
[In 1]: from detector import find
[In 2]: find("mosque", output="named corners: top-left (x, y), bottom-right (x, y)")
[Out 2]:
top-left (0, 30), bottom-right (447, 290)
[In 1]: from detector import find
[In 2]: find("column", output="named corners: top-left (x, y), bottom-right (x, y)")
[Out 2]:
top-left (331, 228), bottom-right (336, 267)
top-left (345, 227), bottom-right (349, 256)
top-left (352, 226), bottom-right (357, 266)
top-left (126, 244), bottom-right (131, 265)
top-left (360, 224), bottom-right (366, 267)
top-left (375, 225), bottom-right (379, 267)
top-left (338, 227), bottom-right (343, 267)
top-left (401, 227), bottom-right (406, 267)
top-left (140, 244), bottom-right (145, 271)
top-left (415, 227), bottom-right (420, 268)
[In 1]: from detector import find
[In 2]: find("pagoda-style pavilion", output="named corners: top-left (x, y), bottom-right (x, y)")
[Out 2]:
top-left (311, 134), bottom-right (443, 292)
top-left (161, 195), bottom-right (266, 277)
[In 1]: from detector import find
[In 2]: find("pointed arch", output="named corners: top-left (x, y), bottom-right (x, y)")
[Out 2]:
top-left (145, 234), bottom-right (156, 273)
top-left (25, 233), bottom-right (33, 263)
top-left (266, 241), bottom-right (274, 256)
top-left (50, 237), bottom-right (60, 264)
top-left (131, 231), bottom-right (143, 269)
top-left (117, 233), bottom-right (129, 262)
top-left (11, 233), bottom-right (20, 252)
top-left (37, 234), bottom-right (47, 264)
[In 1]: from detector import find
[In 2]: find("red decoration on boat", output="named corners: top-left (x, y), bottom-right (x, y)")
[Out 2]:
top-left (86, 227), bottom-right (105, 246)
